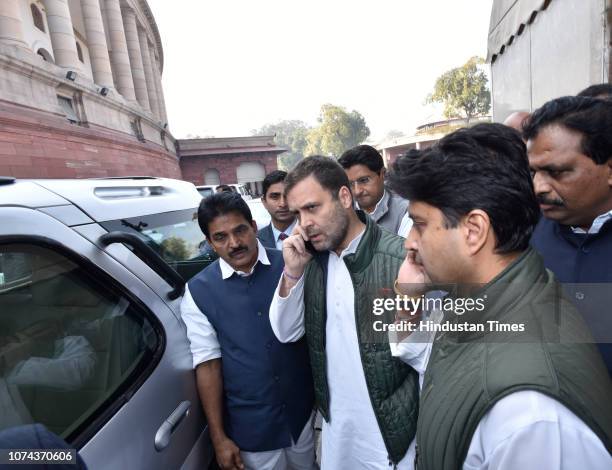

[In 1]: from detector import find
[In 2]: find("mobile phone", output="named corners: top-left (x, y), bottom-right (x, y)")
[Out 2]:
top-left (304, 239), bottom-right (316, 255)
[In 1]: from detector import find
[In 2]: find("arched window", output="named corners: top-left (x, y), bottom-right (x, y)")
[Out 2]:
top-left (31, 4), bottom-right (45, 32)
top-left (204, 169), bottom-right (221, 186)
top-left (76, 42), bottom-right (84, 63)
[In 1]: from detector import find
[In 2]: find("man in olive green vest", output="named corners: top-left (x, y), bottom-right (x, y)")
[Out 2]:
top-left (387, 123), bottom-right (612, 470)
top-left (269, 156), bottom-right (419, 469)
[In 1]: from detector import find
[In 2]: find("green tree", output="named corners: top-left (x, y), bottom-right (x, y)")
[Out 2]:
top-left (253, 120), bottom-right (310, 171)
top-left (426, 56), bottom-right (491, 122)
top-left (305, 104), bottom-right (370, 158)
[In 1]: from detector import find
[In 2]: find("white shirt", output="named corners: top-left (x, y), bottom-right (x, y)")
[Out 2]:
top-left (571, 209), bottom-right (612, 234)
top-left (269, 229), bottom-right (414, 469)
top-left (270, 219), bottom-right (297, 250)
top-left (390, 311), bottom-right (612, 470)
top-left (397, 213), bottom-right (413, 238)
top-left (181, 241), bottom-right (270, 368)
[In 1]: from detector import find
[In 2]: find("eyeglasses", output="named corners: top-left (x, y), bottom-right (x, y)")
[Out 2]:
top-left (349, 176), bottom-right (373, 188)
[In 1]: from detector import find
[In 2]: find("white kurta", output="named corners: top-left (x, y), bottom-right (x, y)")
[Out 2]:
top-left (270, 230), bottom-right (414, 469)
top-left (390, 311), bottom-right (612, 470)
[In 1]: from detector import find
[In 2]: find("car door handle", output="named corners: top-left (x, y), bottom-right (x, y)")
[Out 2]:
top-left (154, 400), bottom-right (191, 451)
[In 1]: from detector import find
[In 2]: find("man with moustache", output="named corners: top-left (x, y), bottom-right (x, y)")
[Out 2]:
top-left (269, 156), bottom-right (419, 469)
top-left (388, 123), bottom-right (612, 470)
top-left (258, 171), bottom-right (297, 249)
top-left (524, 96), bottom-right (612, 374)
top-left (338, 145), bottom-right (411, 236)
top-left (181, 192), bottom-right (314, 470)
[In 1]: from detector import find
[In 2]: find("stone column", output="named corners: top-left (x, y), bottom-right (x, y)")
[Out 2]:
top-left (81, 0), bottom-right (113, 87)
top-left (0, 0), bottom-right (29, 49)
top-left (103, 0), bottom-right (136, 102)
top-left (122, 8), bottom-right (149, 110)
top-left (43, 0), bottom-right (81, 69)
top-left (150, 49), bottom-right (168, 124)
top-left (139, 29), bottom-right (160, 119)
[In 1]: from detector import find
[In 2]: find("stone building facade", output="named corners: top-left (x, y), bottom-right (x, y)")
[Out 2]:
top-left (179, 136), bottom-right (286, 197)
top-left (0, 0), bottom-right (178, 178)
top-left (487, 0), bottom-right (611, 122)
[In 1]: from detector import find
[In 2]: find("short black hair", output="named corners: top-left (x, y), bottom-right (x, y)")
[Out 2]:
top-left (388, 123), bottom-right (540, 254)
top-left (197, 192), bottom-right (253, 238)
top-left (577, 83), bottom-right (612, 99)
top-left (215, 184), bottom-right (232, 193)
top-left (338, 145), bottom-right (384, 173)
top-left (284, 155), bottom-right (351, 201)
top-left (523, 96), bottom-right (612, 164)
top-left (262, 170), bottom-right (288, 198)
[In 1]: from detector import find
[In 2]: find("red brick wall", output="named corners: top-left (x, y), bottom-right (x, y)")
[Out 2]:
top-left (180, 152), bottom-right (279, 185)
top-left (0, 101), bottom-right (181, 179)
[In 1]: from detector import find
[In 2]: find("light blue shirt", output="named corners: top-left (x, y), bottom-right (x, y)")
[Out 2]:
top-left (571, 209), bottom-right (612, 234)
top-left (270, 219), bottom-right (297, 250)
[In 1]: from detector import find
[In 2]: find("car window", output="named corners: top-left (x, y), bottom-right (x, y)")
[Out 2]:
top-left (0, 244), bottom-right (161, 442)
top-left (100, 208), bottom-right (216, 280)
top-left (197, 188), bottom-right (213, 198)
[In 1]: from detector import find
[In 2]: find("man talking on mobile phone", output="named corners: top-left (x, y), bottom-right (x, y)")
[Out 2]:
top-left (269, 156), bottom-right (419, 469)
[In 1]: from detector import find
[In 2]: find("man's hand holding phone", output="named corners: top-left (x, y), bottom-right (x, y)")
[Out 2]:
top-left (280, 224), bottom-right (313, 296)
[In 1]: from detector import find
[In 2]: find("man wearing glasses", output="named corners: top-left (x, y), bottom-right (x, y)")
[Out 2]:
top-left (338, 145), bottom-right (411, 236)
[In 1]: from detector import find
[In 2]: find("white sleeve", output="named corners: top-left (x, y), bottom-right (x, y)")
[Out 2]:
top-left (179, 285), bottom-right (222, 368)
top-left (397, 212), bottom-right (413, 238)
top-left (389, 309), bottom-right (441, 377)
top-left (269, 273), bottom-right (306, 343)
top-left (464, 390), bottom-right (612, 470)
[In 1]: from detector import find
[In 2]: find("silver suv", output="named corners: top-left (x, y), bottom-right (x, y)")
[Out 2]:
top-left (0, 177), bottom-right (214, 469)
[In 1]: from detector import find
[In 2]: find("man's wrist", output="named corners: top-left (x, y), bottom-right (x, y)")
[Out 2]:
top-left (283, 268), bottom-right (303, 281)
top-left (210, 429), bottom-right (228, 446)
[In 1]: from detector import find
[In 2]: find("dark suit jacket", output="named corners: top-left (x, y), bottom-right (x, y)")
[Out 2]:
top-left (257, 223), bottom-right (276, 249)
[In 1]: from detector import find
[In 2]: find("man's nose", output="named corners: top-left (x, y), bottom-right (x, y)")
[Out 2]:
top-left (404, 227), bottom-right (418, 251)
top-left (228, 234), bottom-right (241, 247)
top-left (300, 213), bottom-right (314, 229)
top-left (532, 171), bottom-right (551, 196)
top-left (278, 195), bottom-right (288, 208)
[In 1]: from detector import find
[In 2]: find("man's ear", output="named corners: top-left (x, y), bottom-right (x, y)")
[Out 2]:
top-left (607, 158), bottom-right (612, 186)
top-left (462, 209), bottom-right (490, 255)
top-left (338, 186), bottom-right (353, 209)
top-left (251, 220), bottom-right (258, 232)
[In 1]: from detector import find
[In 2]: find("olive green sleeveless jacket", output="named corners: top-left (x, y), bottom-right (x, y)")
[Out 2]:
top-left (303, 212), bottom-right (419, 464)
top-left (416, 248), bottom-right (612, 470)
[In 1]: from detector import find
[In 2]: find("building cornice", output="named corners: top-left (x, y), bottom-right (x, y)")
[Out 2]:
top-left (0, 46), bottom-right (171, 140)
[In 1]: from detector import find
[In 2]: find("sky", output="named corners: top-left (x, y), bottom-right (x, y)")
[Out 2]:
top-left (147, 0), bottom-right (494, 142)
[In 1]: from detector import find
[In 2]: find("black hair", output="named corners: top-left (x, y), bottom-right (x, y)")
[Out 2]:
top-left (284, 155), bottom-right (351, 200)
top-left (388, 123), bottom-right (540, 254)
top-left (262, 170), bottom-right (288, 198)
top-left (338, 145), bottom-right (384, 173)
top-left (577, 83), bottom-right (612, 99)
top-left (215, 184), bottom-right (232, 193)
top-left (197, 192), bottom-right (253, 238)
top-left (523, 96), bottom-right (612, 164)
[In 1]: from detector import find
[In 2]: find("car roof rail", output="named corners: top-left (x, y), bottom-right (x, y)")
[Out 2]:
top-left (0, 177), bottom-right (16, 186)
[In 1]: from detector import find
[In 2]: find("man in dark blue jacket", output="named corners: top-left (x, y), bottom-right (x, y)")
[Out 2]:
top-left (181, 192), bottom-right (314, 470)
top-left (525, 96), bottom-right (612, 374)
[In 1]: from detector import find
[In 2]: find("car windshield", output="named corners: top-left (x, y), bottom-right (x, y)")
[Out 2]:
top-left (100, 208), bottom-right (214, 279)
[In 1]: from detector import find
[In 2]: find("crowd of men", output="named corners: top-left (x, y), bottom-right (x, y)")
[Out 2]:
top-left (181, 85), bottom-right (612, 470)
